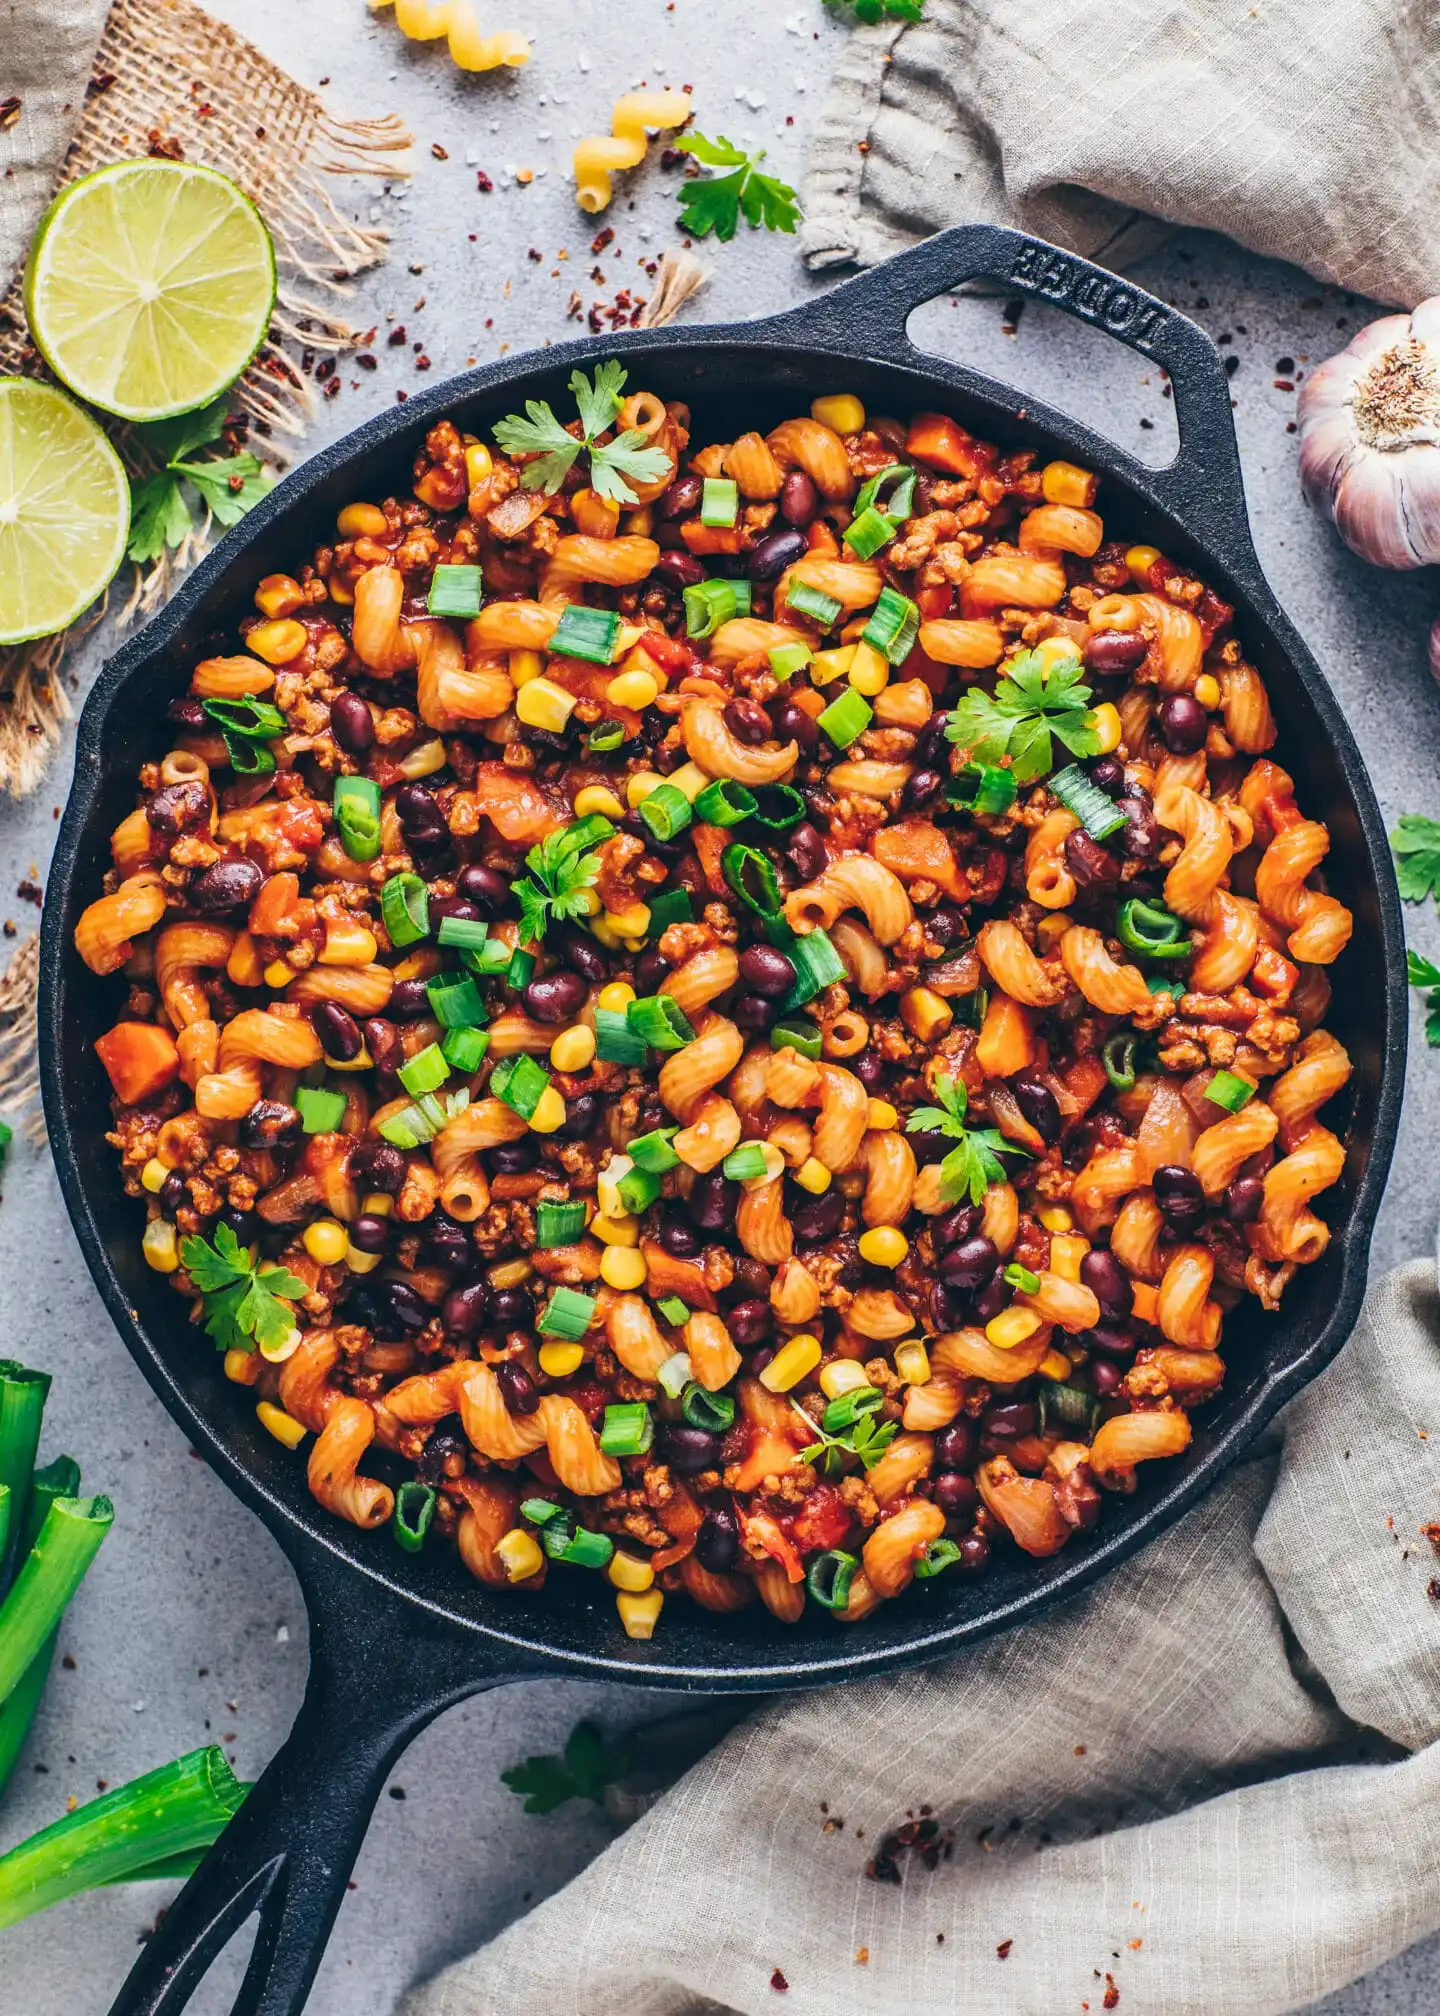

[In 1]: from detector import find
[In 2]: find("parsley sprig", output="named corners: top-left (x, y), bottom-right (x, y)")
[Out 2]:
top-left (793, 1399), bottom-right (897, 1476)
top-left (516, 822), bottom-right (612, 945)
top-left (1407, 950), bottom-right (1440, 1047)
top-left (826, 0), bottom-right (926, 19)
top-left (501, 1720), bottom-right (629, 1815)
top-left (1391, 816), bottom-right (1440, 907)
top-left (905, 1072), bottom-right (1025, 1206)
top-left (675, 133), bottom-right (801, 242)
top-left (493, 360), bottom-right (673, 505)
top-left (126, 400), bottom-right (271, 565)
top-left (945, 649), bottom-right (1100, 784)
top-left (178, 1223), bottom-right (307, 1355)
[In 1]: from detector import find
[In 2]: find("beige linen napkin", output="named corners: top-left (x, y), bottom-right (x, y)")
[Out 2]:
top-left (402, 1259), bottom-right (1440, 2016)
top-left (0, 0), bottom-right (110, 283)
top-left (801, 0), bottom-right (1440, 308)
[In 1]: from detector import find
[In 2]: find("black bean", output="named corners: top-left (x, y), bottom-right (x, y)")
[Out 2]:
top-left (422, 1216), bottom-right (472, 1268)
top-left (915, 710), bottom-right (952, 768)
top-left (489, 1138), bottom-right (539, 1174)
top-left (1012, 1075), bottom-right (1062, 1145)
top-left (415, 1425), bottom-right (466, 1485)
top-left (1084, 629), bottom-right (1148, 675)
top-left (658, 473), bottom-right (703, 520)
top-left (926, 907), bottom-right (965, 947)
top-left (654, 549), bottom-right (706, 590)
top-left (167, 696), bottom-right (208, 732)
top-left (933, 1471), bottom-right (979, 1518)
top-left (346, 1213), bottom-right (388, 1256)
top-left (1115, 794), bottom-right (1160, 861)
top-left (688, 1172), bottom-right (737, 1231)
top-left (329, 691), bottom-right (375, 755)
top-left (1153, 1163), bottom-right (1205, 1230)
top-left (933, 1204), bottom-right (981, 1252)
top-left (377, 1280), bottom-right (430, 1330)
top-left (732, 993), bottom-right (776, 1034)
top-left (457, 864), bottom-right (510, 914)
top-left (442, 1278), bottom-right (491, 1335)
top-left (748, 528), bottom-right (808, 581)
top-left (972, 1267), bottom-right (1009, 1322)
top-left (773, 697), bottom-right (819, 751)
top-left (1091, 1358), bottom-right (1124, 1397)
top-left (634, 948), bottom-right (671, 994)
top-left (956, 1532), bottom-right (991, 1574)
top-left (738, 944), bottom-right (797, 998)
top-left (240, 1100), bottom-right (301, 1150)
top-left (559, 1092), bottom-right (600, 1138)
top-left (785, 821), bottom-right (826, 882)
top-left (792, 1187), bottom-right (844, 1243)
top-left (147, 781), bottom-right (210, 836)
top-left (341, 1285), bottom-right (381, 1330)
top-left (695, 1505), bottom-right (741, 1571)
top-left (1158, 693), bottom-right (1208, 755)
top-left (727, 1298), bottom-right (771, 1348)
top-left (936, 1418), bottom-right (978, 1471)
top-left (348, 1138), bottom-right (406, 1192)
top-left (394, 783), bottom-right (444, 843)
top-left (159, 1171), bottom-right (185, 1215)
top-left (656, 1423), bottom-right (721, 1476)
top-left (929, 1281), bottom-right (967, 1331)
top-left (1089, 754), bottom-right (1126, 797)
top-left (908, 1127), bottom-right (955, 1167)
top-left (426, 894), bottom-right (479, 928)
top-left (1225, 1174), bottom-right (1265, 1224)
top-left (523, 970), bottom-right (587, 1024)
top-left (388, 978), bottom-right (433, 1022)
top-left (724, 697), bottom-right (773, 746)
top-left (981, 1400), bottom-right (1037, 1441)
top-left (1063, 829), bottom-right (1119, 892)
top-left (312, 1000), bottom-right (362, 1062)
top-left (488, 1286), bottom-right (534, 1326)
top-left (363, 1018), bottom-right (403, 1078)
top-left (903, 768), bottom-right (943, 812)
top-left (551, 923), bottom-right (607, 983)
top-left (1079, 1248), bottom-right (1133, 1319)
top-left (1085, 1324), bottom-right (1138, 1359)
top-left (659, 1216), bottom-right (702, 1258)
top-left (853, 1050), bottom-right (885, 1090)
top-left (190, 856), bottom-right (264, 916)
top-left (941, 1234), bottom-right (999, 1288)
top-left (495, 1361), bottom-right (540, 1415)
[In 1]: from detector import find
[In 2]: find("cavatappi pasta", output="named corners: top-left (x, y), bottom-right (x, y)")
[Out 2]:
top-left (80, 374), bottom-right (1355, 1640)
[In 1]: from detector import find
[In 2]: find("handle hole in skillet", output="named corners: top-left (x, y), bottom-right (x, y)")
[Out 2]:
top-left (905, 287), bottom-right (1181, 470)
top-left (157, 1912), bottom-right (261, 2015)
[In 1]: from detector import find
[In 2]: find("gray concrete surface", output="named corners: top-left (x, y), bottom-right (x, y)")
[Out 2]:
top-left (0, 2), bottom-right (1436, 2011)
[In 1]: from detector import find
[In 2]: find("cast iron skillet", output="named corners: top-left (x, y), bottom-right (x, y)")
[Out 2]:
top-left (38, 224), bottom-right (1403, 2016)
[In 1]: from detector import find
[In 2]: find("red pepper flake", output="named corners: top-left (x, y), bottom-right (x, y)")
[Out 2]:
top-left (196, 102), bottom-right (215, 118)
top-left (1103, 1975), bottom-right (1120, 2009)
top-left (855, 1947), bottom-right (869, 1965)
top-left (388, 325), bottom-right (408, 346)
top-left (515, 167), bottom-right (534, 185)
top-left (415, 355), bottom-right (432, 372)
top-left (858, 141), bottom-right (871, 154)
top-left (997, 1940), bottom-right (1013, 1960)
top-left (315, 358), bottom-right (336, 382)
top-left (1273, 379), bottom-right (1295, 392)
top-left (396, 390), bottom-right (408, 403)
top-left (356, 354), bottom-right (378, 371)
top-left (1127, 1939), bottom-right (1143, 1951)
top-left (16, 880), bottom-right (43, 907)
top-left (476, 170), bottom-right (493, 192)
top-left (1074, 1744), bottom-right (1087, 1756)
top-left (88, 71), bottom-right (117, 97)
top-left (1427, 1578), bottom-right (1440, 1602)
top-left (1423, 1523), bottom-right (1440, 1553)
top-left (0, 97), bottom-right (22, 129)
top-left (769, 1970), bottom-right (789, 1993)
top-left (527, 247), bottom-right (543, 262)
top-left (591, 225), bottom-right (615, 254)
top-left (567, 293), bottom-right (584, 319)
top-left (431, 143), bottom-right (449, 160)
top-left (865, 1813), bottom-right (950, 1882)
top-left (324, 379), bottom-right (341, 400)
top-left (146, 127), bottom-right (184, 160)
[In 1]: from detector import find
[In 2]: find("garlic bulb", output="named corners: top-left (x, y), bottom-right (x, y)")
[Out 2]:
top-left (1298, 299), bottom-right (1440, 568)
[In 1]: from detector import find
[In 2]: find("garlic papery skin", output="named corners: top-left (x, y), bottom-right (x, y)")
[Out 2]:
top-left (1298, 299), bottom-right (1440, 568)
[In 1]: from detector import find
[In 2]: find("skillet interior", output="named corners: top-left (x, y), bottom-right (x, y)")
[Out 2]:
top-left (41, 328), bottom-right (1401, 1690)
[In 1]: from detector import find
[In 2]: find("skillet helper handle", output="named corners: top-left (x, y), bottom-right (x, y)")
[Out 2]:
top-left (107, 1549), bottom-right (515, 2016)
top-left (795, 222), bottom-right (1252, 568)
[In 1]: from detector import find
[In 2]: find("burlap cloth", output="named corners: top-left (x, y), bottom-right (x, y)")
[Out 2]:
top-left (800, 0), bottom-right (1440, 307)
top-left (402, 1259), bottom-right (1440, 2016)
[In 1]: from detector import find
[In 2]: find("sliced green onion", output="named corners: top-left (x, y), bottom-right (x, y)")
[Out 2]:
top-left (461, 937), bottom-right (512, 979)
top-left (587, 719), bottom-right (626, 754)
top-left (595, 1007), bottom-right (647, 1064)
top-left (538, 1510), bottom-right (578, 1559)
top-left (843, 506), bottom-right (899, 561)
top-left (1116, 897), bottom-right (1192, 962)
top-left (769, 1018), bottom-right (823, 1061)
top-left (1102, 1031), bottom-right (1138, 1092)
top-left (381, 872), bottom-right (430, 948)
top-left (806, 1548), bottom-right (858, 1612)
top-left (0, 1365), bottom-right (49, 1592)
top-left (536, 1199), bottom-right (588, 1245)
top-left (821, 1387), bottom-right (883, 1434)
top-left (854, 464), bottom-right (917, 521)
top-left (817, 686), bottom-right (872, 750)
top-left (769, 643), bottom-right (812, 682)
top-left (442, 1025), bottom-right (490, 1073)
top-left (426, 974), bottom-right (486, 1029)
top-left (656, 1350), bottom-right (692, 1396)
top-left (550, 604), bottom-right (622, 665)
top-left (427, 563), bottom-right (484, 619)
top-left (862, 584), bottom-right (920, 664)
top-left (1206, 1069), bottom-right (1256, 1112)
top-left (332, 776), bottom-right (381, 863)
top-left (598, 1401), bottom-right (653, 1457)
top-left (786, 580), bottom-right (843, 629)
top-left (538, 1287), bottom-right (595, 1340)
top-left (398, 1043), bottom-right (450, 1097)
top-left (656, 1299), bottom-right (690, 1330)
top-left (955, 983), bottom-right (990, 1030)
top-left (748, 784), bottom-right (806, 834)
top-left (681, 1384), bottom-right (736, 1433)
top-left (202, 696), bottom-right (287, 740)
top-left (377, 1107), bottom-right (424, 1150)
top-left (561, 813), bottom-right (618, 857)
top-left (1147, 974), bottom-right (1186, 1002)
top-left (1003, 1262), bottom-right (1041, 1294)
top-left (558, 1527), bottom-right (614, 1570)
top-left (684, 578), bottom-right (743, 640)
top-left (437, 915), bottom-right (490, 954)
top-left (506, 946), bottom-right (537, 991)
top-left (0, 1497), bottom-right (113, 1705)
top-left (1038, 1381), bottom-right (1100, 1438)
top-left (627, 994), bottom-right (696, 1051)
top-left (948, 761), bottom-right (1018, 817)
top-left (644, 888), bottom-right (694, 937)
top-left (296, 1086), bottom-right (348, 1135)
top-left (223, 733), bottom-right (275, 777)
top-left (628, 1127), bottom-right (681, 1174)
top-left (393, 1479), bottom-right (437, 1553)
top-left (617, 1164), bottom-right (663, 1215)
top-left (521, 1496), bottom-right (564, 1527)
top-left (490, 1053), bottom-right (551, 1120)
top-left (722, 1143), bottom-right (769, 1182)
top-left (913, 1538), bottom-right (963, 1580)
top-left (721, 841), bottom-right (783, 920)
top-left (638, 782), bottom-right (694, 843)
top-left (1049, 763), bottom-right (1126, 842)
top-left (693, 779), bottom-right (757, 828)
top-left (780, 927), bottom-right (846, 1011)
top-left (700, 477), bottom-right (739, 527)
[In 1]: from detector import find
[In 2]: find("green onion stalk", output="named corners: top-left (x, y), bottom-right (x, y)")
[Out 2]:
top-left (0, 1363), bottom-right (51, 1590)
top-left (0, 1457), bottom-right (81, 1797)
top-left (0, 1496), bottom-right (113, 1705)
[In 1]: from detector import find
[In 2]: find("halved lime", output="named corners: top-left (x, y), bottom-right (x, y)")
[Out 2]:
top-left (24, 160), bottom-right (277, 424)
top-left (0, 379), bottom-right (130, 646)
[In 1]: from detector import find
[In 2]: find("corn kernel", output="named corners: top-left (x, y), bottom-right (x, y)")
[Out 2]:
top-left (1039, 1349), bottom-right (1075, 1382)
top-left (538, 1340), bottom-right (586, 1378)
top-left (900, 986), bottom-right (953, 1043)
top-left (1035, 912), bottom-right (1073, 954)
top-left (590, 1212), bottom-right (640, 1247)
top-left (616, 1588), bottom-right (664, 1639)
top-left (345, 1242), bottom-right (383, 1274)
top-left (866, 1098), bottom-right (898, 1132)
top-left (1049, 1233), bottom-right (1089, 1283)
top-left (574, 784), bottom-right (624, 820)
top-left (223, 1347), bottom-right (261, 1386)
top-left (794, 1157), bottom-right (832, 1195)
top-left (227, 933), bottom-right (264, 988)
top-left (1194, 672), bottom-right (1222, 710)
top-left (254, 573), bottom-right (304, 620)
top-left (397, 737), bottom-right (448, 779)
top-left (819, 1358), bottom-right (870, 1400)
top-left (1040, 460), bottom-right (1096, 508)
top-left (1126, 543), bottom-right (1162, 582)
top-left (894, 1339), bottom-right (930, 1386)
top-left (590, 916), bottom-right (623, 950)
top-left (318, 921), bottom-right (379, 967)
top-left (363, 1193), bottom-right (393, 1217)
top-left (986, 1307), bottom-right (1043, 1349)
top-left (615, 623), bottom-right (645, 656)
top-left (811, 393), bottom-right (865, 434)
top-left (621, 934), bottom-right (648, 954)
top-left (464, 442), bottom-right (493, 486)
top-left (529, 1085), bottom-right (567, 1134)
top-left (809, 645), bottom-right (856, 686)
top-left (1091, 701), bottom-right (1122, 754)
top-left (142, 1219), bottom-right (179, 1273)
top-left (665, 761), bottom-right (710, 801)
top-left (259, 1322), bottom-right (303, 1364)
top-left (140, 1157), bottom-right (169, 1195)
top-left (509, 648), bottom-right (544, 687)
top-left (337, 502), bottom-right (389, 539)
top-left (858, 1225), bottom-right (908, 1268)
top-left (626, 771), bottom-right (665, 808)
top-left (496, 1528), bottom-right (544, 1583)
top-left (1033, 634), bottom-right (1082, 675)
top-left (739, 1143), bottom-right (786, 1190)
top-left (623, 504), bottom-right (654, 535)
top-left (605, 901), bottom-right (651, 937)
top-left (598, 980), bottom-right (637, 1012)
top-left (515, 678), bottom-right (577, 733)
top-left (264, 958), bottom-right (294, 990)
top-left (597, 1155), bottom-right (631, 1219)
top-left (302, 1219), bottom-right (349, 1266)
top-left (246, 618), bottom-right (308, 666)
top-left (326, 1046), bottom-right (373, 1074)
top-left (607, 669), bottom-right (660, 711)
top-left (488, 1257), bottom-right (534, 1288)
top-left (848, 641), bottom-right (891, 697)
top-left (608, 1550), bottom-right (656, 1593)
top-left (326, 576), bottom-right (355, 607)
top-left (759, 1334), bottom-right (823, 1392)
top-left (256, 1401), bottom-right (307, 1449)
top-left (1037, 1204), bottom-right (1074, 1234)
top-left (551, 1025), bottom-right (597, 1073)
top-left (600, 1244), bottom-right (648, 1291)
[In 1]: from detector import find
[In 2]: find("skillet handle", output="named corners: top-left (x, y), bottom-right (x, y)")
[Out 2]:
top-left (768, 223), bottom-right (1253, 568)
top-left (106, 1541), bottom-right (527, 2016)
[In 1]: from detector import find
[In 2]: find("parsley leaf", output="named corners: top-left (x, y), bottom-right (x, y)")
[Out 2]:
top-left (174, 454), bottom-right (271, 527)
top-left (793, 1399), bottom-right (897, 1476)
top-left (826, 0), bottom-right (926, 19)
top-left (590, 431), bottom-right (673, 506)
top-left (493, 362), bottom-right (672, 506)
top-left (1407, 947), bottom-right (1440, 1047)
top-left (906, 1073), bottom-right (1027, 1206)
top-left (1391, 816), bottom-right (1440, 907)
top-left (125, 402), bottom-right (271, 565)
top-left (675, 132), bottom-right (801, 243)
top-left (514, 822), bottom-right (611, 944)
top-left (491, 396), bottom-right (583, 495)
top-left (945, 649), bottom-right (1100, 784)
top-left (179, 1223), bottom-right (307, 1354)
top-left (501, 1720), bottom-right (629, 1814)
top-left (126, 472), bottom-right (195, 565)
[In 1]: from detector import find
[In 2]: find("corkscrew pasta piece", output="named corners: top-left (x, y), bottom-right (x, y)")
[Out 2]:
top-left (976, 920), bottom-right (1062, 1008)
top-left (572, 91), bottom-right (691, 213)
top-left (682, 697), bottom-right (799, 785)
top-left (76, 873), bottom-right (168, 976)
top-left (784, 853), bottom-right (913, 947)
top-left (370, 0), bottom-right (530, 73)
top-left (1059, 925), bottom-right (1153, 1017)
top-left (765, 418), bottom-right (855, 501)
top-left (1254, 819), bottom-right (1354, 964)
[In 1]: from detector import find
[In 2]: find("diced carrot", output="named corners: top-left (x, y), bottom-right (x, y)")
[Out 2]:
top-left (805, 521), bottom-right (840, 558)
top-left (95, 1022), bottom-right (181, 1106)
top-left (639, 1241), bottom-right (719, 1312)
top-left (690, 822), bottom-right (732, 900)
top-left (873, 819), bottom-right (969, 900)
top-left (1130, 1282), bottom-right (1160, 1325)
top-left (1058, 1053), bottom-right (1109, 1118)
top-left (906, 411), bottom-right (984, 477)
top-left (975, 991), bottom-right (1036, 1077)
top-left (680, 522), bottom-right (743, 556)
top-left (248, 871), bottom-right (301, 937)
top-left (472, 764), bottom-right (563, 844)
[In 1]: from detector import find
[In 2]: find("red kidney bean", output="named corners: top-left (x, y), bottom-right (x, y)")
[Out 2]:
top-left (915, 710), bottom-right (952, 767)
top-left (377, 1280), bottom-right (430, 1330)
top-left (551, 923), bottom-right (607, 984)
top-left (779, 468), bottom-right (817, 527)
top-left (495, 1359), bottom-right (539, 1415)
top-left (956, 1532), bottom-right (991, 1573)
top-left (659, 1216), bottom-right (702, 1258)
top-left (1153, 1164), bottom-right (1205, 1229)
top-left (695, 1504), bottom-right (741, 1570)
top-left (773, 697), bottom-right (819, 751)
top-left (348, 1213), bottom-right (391, 1254)
top-left (1089, 754), bottom-right (1125, 796)
top-left (689, 1173), bottom-right (736, 1231)
top-left (442, 1279), bottom-right (491, 1334)
top-left (941, 1233), bottom-right (999, 1288)
top-left (523, 970), bottom-right (588, 1024)
top-left (933, 1471), bottom-right (979, 1518)
top-left (489, 1287), bottom-right (534, 1327)
top-left (1158, 692), bottom-right (1208, 754)
top-left (631, 949), bottom-right (669, 997)
top-left (240, 1100), bottom-right (301, 1150)
top-left (364, 1018), bottom-right (403, 1078)
top-left (329, 691), bottom-right (374, 755)
top-left (457, 864), bottom-right (510, 914)
top-left (426, 894), bottom-right (479, 927)
top-left (903, 768), bottom-right (943, 811)
top-left (654, 522), bottom-right (688, 553)
top-left (147, 781), bottom-right (210, 835)
top-left (489, 1138), bottom-right (538, 1173)
top-left (1225, 1174), bottom-right (1265, 1224)
top-left (738, 944), bottom-right (797, 997)
top-left (190, 856), bottom-right (264, 915)
top-left (1084, 629), bottom-right (1148, 675)
top-left (973, 1267), bottom-right (1009, 1322)
top-left (167, 695), bottom-right (208, 731)
top-left (1116, 792), bottom-right (1160, 860)
top-left (388, 978), bottom-right (433, 1022)
top-left (654, 549), bottom-right (706, 590)
top-left (1079, 1248), bottom-right (1133, 1319)
top-left (936, 1418), bottom-right (978, 1471)
top-left (659, 473), bottom-right (703, 520)
top-left (726, 1298), bottom-right (772, 1347)
top-left (747, 528), bottom-right (808, 581)
top-left (1013, 1075), bottom-right (1061, 1144)
top-left (792, 1187), bottom-right (844, 1243)
top-left (724, 697), bottom-right (773, 746)
top-left (1063, 829), bottom-right (1119, 892)
top-left (656, 1423), bottom-right (721, 1475)
top-left (785, 821), bottom-right (826, 882)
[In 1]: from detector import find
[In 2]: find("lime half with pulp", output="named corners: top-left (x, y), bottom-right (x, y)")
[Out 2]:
top-left (23, 160), bottom-right (277, 424)
top-left (0, 379), bottom-right (130, 646)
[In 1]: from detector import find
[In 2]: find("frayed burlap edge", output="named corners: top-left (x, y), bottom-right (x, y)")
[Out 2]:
top-left (0, 937), bottom-right (42, 1146)
top-left (0, 0), bottom-right (413, 798)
